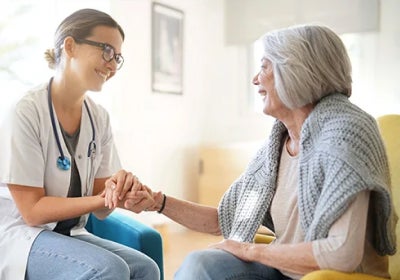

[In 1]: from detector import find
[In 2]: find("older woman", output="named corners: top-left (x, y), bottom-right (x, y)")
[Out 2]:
top-left (110, 24), bottom-right (397, 279)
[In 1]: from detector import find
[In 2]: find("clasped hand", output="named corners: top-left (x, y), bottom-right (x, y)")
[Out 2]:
top-left (103, 170), bottom-right (155, 213)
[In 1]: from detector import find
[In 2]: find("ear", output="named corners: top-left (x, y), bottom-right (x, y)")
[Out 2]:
top-left (62, 36), bottom-right (76, 58)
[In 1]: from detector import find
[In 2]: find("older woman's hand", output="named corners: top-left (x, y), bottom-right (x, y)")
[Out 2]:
top-left (104, 169), bottom-right (144, 209)
top-left (123, 186), bottom-right (155, 213)
top-left (209, 239), bottom-right (253, 262)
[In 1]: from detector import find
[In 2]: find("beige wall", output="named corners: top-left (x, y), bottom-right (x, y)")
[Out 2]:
top-left (106, 0), bottom-right (399, 204)
top-left (104, 0), bottom-right (400, 207)
top-left (3, 0), bottom-right (398, 211)
top-left (105, 0), bottom-right (270, 204)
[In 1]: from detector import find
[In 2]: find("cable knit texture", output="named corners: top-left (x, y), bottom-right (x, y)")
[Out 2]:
top-left (218, 93), bottom-right (397, 256)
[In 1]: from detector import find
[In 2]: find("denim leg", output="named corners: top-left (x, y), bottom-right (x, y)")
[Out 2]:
top-left (75, 233), bottom-right (160, 280)
top-left (26, 230), bottom-right (159, 280)
top-left (174, 249), bottom-right (291, 280)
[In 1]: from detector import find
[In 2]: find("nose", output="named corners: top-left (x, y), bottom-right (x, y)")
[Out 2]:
top-left (252, 72), bottom-right (260, 85)
top-left (104, 61), bottom-right (117, 79)
top-left (106, 59), bottom-right (118, 72)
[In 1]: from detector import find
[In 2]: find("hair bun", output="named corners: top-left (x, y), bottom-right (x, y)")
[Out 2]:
top-left (44, 48), bottom-right (56, 69)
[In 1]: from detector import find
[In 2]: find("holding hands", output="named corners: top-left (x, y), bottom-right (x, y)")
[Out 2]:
top-left (104, 170), bottom-right (156, 213)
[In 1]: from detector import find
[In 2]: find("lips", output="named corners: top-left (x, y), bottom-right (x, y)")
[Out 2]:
top-left (258, 89), bottom-right (267, 96)
top-left (96, 70), bottom-right (110, 81)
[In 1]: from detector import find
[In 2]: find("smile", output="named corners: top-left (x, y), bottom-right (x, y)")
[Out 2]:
top-left (96, 70), bottom-right (110, 81)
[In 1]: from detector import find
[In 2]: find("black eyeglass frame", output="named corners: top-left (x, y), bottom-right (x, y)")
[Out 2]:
top-left (74, 38), bottom-right (124, 70)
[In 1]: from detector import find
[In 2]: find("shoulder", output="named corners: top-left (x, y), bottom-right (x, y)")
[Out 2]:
top-left (317, 93), bottom-right (375, 127)
top-left (302, 93), bottom-right (380, 147)
top-left (15, 83), bottom-right (47, 111)
top-left (13, 83), bottom-right (48, 124)
top-left (301, 93), bottom-right (388, 180)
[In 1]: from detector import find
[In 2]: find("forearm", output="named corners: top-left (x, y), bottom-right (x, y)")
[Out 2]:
top-left (158, 195), bottom-right (221, 235)
top-left (250, 242), bottom-right (319, 275)
top-left (25, 195), bottom-right (106, 226)
top-left (212, 238), bottom-right (319, 275)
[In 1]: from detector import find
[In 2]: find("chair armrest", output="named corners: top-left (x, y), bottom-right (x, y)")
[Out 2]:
top-left (301, 270), bottom-right (385, 280)
top-left (86, 211), bottom-right (164, 280)
top-left (254, 225), bottom-right (276, 244)
top-left (254, 233), bottom-right (275, 244)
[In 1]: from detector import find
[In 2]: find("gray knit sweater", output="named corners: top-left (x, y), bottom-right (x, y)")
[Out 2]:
top-left (218, 93), bottom-right (397, 256)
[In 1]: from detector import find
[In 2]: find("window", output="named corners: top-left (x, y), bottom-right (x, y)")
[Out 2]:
top-left (1, 1), bottom-right (111, 123)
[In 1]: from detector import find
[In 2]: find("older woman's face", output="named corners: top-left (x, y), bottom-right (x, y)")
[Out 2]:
top-left (252, 58), bottom-right (287, 117)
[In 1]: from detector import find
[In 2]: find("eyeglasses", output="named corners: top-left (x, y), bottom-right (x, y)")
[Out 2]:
top-left (74, 38), bottom-right (124, 70)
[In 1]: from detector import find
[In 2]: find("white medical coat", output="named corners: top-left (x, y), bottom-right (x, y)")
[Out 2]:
top-left (0, 82), bottom-right (122, 279)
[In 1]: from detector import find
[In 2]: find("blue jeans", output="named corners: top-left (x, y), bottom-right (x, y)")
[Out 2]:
top-left (175, 249), bottom-right (292, 280)
top-left (26, 230), bottom-right (160, 280)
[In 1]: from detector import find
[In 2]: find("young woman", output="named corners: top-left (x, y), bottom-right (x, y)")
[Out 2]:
top-left (0, 9), bottom-right (158, 280)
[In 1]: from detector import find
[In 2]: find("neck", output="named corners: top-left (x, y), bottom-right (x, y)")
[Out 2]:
top-left (281, 103), bottom-right (315, 156)
top-left (51, 74), bottom-right (85, 112)
top-left (49, 75), bottom-right (85, 134)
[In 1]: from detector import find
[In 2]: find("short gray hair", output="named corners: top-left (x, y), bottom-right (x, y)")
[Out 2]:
top-left (261, 24), bottom-right (352, 109)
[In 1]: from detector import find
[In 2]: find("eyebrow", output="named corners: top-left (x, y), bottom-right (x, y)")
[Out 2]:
top-left (103, 42), bottom-right (122, 55)
top-left (85, 37), bottom-right (120, 55)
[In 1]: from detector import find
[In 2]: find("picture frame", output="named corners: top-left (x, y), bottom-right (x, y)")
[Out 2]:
top-left (151, 2), bottom-right (184, 94)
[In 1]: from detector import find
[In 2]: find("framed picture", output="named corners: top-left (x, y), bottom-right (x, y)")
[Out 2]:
top-left (151, 2), bottom-right (184, 94)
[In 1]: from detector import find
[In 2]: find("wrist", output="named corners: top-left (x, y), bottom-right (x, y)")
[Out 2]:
top-left (157, 193), bottom-right (167, 214)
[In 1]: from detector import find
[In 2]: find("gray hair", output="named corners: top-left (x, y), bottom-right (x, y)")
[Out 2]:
top-left (261, 24), bottom-right (352, 109)
top-left (44, 8), bottom-right (124, 70)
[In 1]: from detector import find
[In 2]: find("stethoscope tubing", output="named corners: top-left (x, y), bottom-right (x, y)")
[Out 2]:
top-left (47, 77), bottom-right (96, 172)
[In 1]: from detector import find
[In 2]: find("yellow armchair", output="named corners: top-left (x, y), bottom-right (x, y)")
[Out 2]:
top-left (301, 270), bottom-right (389, 280)
top-left (256, 115), bottom-right (400, 280)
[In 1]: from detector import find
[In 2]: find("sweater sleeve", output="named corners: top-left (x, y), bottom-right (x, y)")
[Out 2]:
top-left (312, 191), bottom-right (370, 272)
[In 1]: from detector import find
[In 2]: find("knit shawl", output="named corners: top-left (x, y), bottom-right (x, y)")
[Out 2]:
top-left (218, 93), bottom-right (397, 256)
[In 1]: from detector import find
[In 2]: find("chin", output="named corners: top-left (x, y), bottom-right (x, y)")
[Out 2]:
top-left (90, 83), bottom-right (104, 92)
top-left (89, 87), bottom-right (102, 92)
top-left (262, 104), bottom-right (271, 115)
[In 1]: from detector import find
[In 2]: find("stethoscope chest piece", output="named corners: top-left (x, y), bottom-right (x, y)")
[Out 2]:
top-left (57, 156), bottom-right (71, 171)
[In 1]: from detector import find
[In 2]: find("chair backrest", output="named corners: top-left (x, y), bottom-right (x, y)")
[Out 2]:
top-left (377, 114), bottom-right (400, 280)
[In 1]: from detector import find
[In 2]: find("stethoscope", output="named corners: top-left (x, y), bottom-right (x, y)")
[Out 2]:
top-left (47, 77), bottom-right (96, 195)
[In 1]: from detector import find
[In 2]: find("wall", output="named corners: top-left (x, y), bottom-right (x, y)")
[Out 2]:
top-left (1, 0), bottom-right (399, 225)
top-left (106, 0), bottom-right (400, 206)
top-left (375, 0), bottom-right (400, 114)
top-left (61, 0), bottom-right (399, 238)
top-left (105, 0), bottom-right (270, 206)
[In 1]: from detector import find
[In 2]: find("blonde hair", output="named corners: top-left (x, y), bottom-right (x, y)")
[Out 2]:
top-left (44, 48), bottom-right (57, 70)
top-left (260, 24), bottom-right (352, 109)
top-left (44, 8), bottom-right (124, 70)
